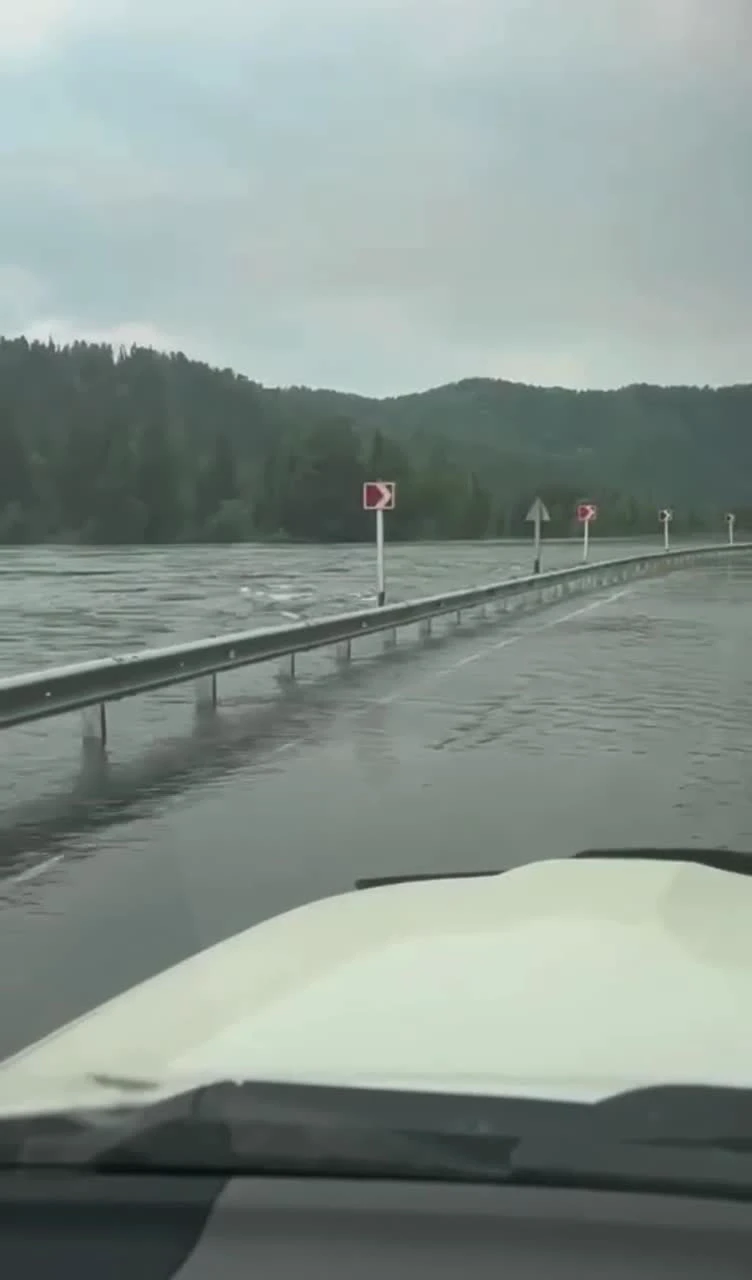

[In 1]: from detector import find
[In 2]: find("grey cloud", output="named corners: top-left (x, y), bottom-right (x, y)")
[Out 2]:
top-left (1, 0), bottom-right (751, 393)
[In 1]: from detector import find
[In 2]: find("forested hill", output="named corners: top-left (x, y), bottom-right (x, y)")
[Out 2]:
top-left (0, 336), bottom-right (749, 545)
top-left (272, 377), bottom-right (752, 510)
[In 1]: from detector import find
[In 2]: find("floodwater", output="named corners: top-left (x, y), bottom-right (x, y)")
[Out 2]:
top-left (0, 537), bottom-right (750, 1060)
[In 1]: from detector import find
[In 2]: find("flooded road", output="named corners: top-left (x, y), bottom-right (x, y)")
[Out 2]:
top-left (0, 543), bottom-right (750, 1060)
top-left (0, 536), bottom-right (682, 817)
top-left (0, 536), bottom-right (680, 673)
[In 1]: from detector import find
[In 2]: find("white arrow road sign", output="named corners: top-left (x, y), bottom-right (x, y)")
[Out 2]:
top-left (525, 498), bottom-right (551, 524)
top-left (526, 497), bottom-right (550, 574)
top-left (362, 481), bottom-right (396, 511)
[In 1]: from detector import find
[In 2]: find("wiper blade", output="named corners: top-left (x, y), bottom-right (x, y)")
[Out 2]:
top-left (93, 1119), bottom-right (514, 1181)
top-left (586, 1084), bottom-right (752, 1163)
top-left (589, 1083), bottom-right (752, 1145)
top-left (0, 1079), bottom-right (530, 1178)
top-left (6, 1080), bottom-right (752, 1185)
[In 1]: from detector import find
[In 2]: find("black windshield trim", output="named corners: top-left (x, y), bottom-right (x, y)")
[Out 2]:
top-left (356, 848), bottom-right (752, 891)
top-left (574, 848), bottom-right (752, 877)
top-left (355, 871), bottom-right (506, 889)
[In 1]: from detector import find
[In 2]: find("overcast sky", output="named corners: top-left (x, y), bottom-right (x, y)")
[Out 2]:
top-left (1, 0), bottom-right (750, 395)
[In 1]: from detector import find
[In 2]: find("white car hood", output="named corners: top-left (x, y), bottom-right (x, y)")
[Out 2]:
top-left (2, 855), bottom-right (752, 1114)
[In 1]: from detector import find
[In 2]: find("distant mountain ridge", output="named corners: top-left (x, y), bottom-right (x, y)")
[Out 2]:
top-left (0, 335), bottom-right (748, 543)
top-left (264, 376), bottom-right (752, 509)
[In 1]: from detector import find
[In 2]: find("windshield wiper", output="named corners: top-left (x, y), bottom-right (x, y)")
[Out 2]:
top-left (562, 1082), bottom-right (752, 1148)
top-left (0, 1078), bottom-right (536, 1179)
top-left (5, 1081), bottom-right (752, 1194)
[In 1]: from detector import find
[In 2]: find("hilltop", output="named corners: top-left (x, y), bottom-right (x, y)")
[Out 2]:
top-left (269, 376), bottom-right (752, 510)
top-left (0, 336), bottom-right (748, 543)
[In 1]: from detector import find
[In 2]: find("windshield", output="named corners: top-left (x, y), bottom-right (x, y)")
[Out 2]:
top-left (0, 0), bottom-right (751, 1191)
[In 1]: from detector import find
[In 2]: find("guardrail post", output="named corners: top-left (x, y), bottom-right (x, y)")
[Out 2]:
top-left (81, 703), bottom-right (107, 749)
top-left (418, 618), bottom-right (432, 639)
top-left (194, 673), bottom-right (217, 712)
top-left (454, 609), bottom-right (462, 626)
top-left (383, 628), bottom-right (397, 651)
top-left (335, 639), bottom-right (352, 664)
top-left (278, 652), bottom-right (296, 681)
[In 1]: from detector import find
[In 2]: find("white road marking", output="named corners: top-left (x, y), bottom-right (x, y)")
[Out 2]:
top-left (376, 586), bottom-right (634, 704)
top-left (0, 585), bottom-right (633, 890)
top-left (2, 854), bottom-right (63, 888)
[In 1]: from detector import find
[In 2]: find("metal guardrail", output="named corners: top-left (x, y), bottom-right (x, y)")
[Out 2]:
top-left (0, 542), bottom-right (748, 744)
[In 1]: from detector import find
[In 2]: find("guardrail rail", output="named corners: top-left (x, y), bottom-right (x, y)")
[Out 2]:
top-left (0, 542), bottom-right (748, 745)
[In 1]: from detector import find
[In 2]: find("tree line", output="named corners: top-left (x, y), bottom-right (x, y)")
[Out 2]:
top-left (0, 337), bottom-right (744, 545)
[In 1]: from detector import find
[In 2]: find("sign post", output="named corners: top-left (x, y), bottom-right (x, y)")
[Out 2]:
top-left (576, 502), bottom-right (598, 562)
top-left (362, 481), bottom-right (396, 606)
top-left (659, 508), bottom-right (672, 551)
top-left (726, 512), bottom-right (735, 546)
top-left (525, 497), bottom-right (550, 575)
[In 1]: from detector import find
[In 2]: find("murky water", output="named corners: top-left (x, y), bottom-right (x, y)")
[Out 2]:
top-left (0, 536), bottom-right (698, 672)
top-left (0, 537), bottom-right (749, 1060)
top-left (0, 537), bottom-right (681, 811)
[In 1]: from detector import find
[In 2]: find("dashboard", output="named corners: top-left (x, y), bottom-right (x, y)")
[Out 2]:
top-left (1, 1173), bottom-right (751, 1278)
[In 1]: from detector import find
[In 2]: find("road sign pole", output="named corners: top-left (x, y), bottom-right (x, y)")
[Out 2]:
top-left (525, 497), bottom-right (550, 575)
top-left (376, 508), bottom-right (385, 607)
top-left (362, 481), bottom-right (395, 605)
top-left (575, 502), bottom-right (597, 561)
top-left (663, 517), bottom-right (670, 552)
